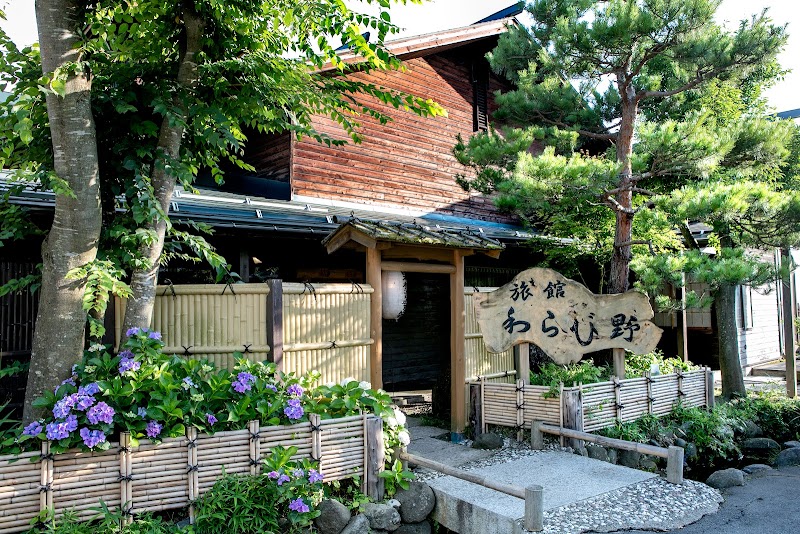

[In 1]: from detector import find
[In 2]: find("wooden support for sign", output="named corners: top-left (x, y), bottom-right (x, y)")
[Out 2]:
top-left (265, 279), bottom-right (283, 373)
top-left (365, 416), bottom-right (385, 501)
top-left (469, 382), bottom-right (483, 439)
top-left (514, 343), bottom-right (530, 385)
top-left (613, 348), bottom-right (625, 380)
top-left (366, 248), bottom-right (383, 390)
top-left (450, 250), bottom-right (466, 439)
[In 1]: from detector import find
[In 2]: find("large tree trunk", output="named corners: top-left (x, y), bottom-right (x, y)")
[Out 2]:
top-left (24, 0), bottom-right (102, 420)
top-left (716, 282), bottom-right (746, 399)
top-left (121, 9), bottom-right (205, 333)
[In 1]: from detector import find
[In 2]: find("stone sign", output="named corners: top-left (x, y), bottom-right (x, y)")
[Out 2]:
top-left (473, 268), bottom-right (663, 364)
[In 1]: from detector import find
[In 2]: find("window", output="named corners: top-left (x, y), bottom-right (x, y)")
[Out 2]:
top-left (472, 61), bottom-right (489, 132)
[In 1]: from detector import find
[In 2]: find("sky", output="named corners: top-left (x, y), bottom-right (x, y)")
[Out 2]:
top-left (1, 0), bottom-right (797, 112)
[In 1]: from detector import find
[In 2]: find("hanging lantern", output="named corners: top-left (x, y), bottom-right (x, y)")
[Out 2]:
top-left (382, 271), bottom-right (407, 320)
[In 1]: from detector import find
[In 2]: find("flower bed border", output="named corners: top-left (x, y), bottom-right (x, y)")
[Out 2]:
top-left (0, 414), bottom-right (372, 533)
top-left (471, 368), bottom-right (713, 437)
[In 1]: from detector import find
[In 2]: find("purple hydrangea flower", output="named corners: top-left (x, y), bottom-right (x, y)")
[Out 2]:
top-left (265, 384), bottom-right (278, 392)
top-left (205, 413), bottom-right (217, 425)
top-left (148, 331), bottom-right (162, 340)
top-left (267, 471), bottom-right (280, 479)
top-left (308, 469), bottom-right (324, 483)
top-left (87, 402), bottom-right (115, 425)
top-left (73, 393), bottom-right (96, 412)
top-left (79, 427), bottom-right (106, 448)
top-left (292, 468), bottom-right (304, 478)
top-left (283, 398), bottom-right (304, 420)
top-left (288, 498), bottom-right (310, 513)
top-left (118, 356), bottom-right (140, 374)
top-left (126, 327), bottom-right (140, 337)
top-left (52, 396), bottom-right (74, 419)
top-left (232, 372), bottom-right (256, 393)
top-left (81, 382), bottom-right (101, 396)
top-left (65, 414), bottom-right (78, 432)
top-left (45, 414), bottom-right (78, 440)
top-left (146, 420), bottom-right (163, 438)
top-left (182, 377), bottom-right (197, 389)
top-left (286, 384), bottom-right (304, 397)
top-left (137, 407), bottom-right (148, 418)
top-left (23, 420), bottom-right (43, 436)
top-left (277, 474), bottom-right (290, 486)
top-left (59, 377), bottom-right (76, 389)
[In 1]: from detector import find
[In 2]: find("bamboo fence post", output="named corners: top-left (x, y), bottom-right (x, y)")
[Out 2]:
top-left (39, 441), bottom-right (53, 517)
top-left (480, 378), bottom-right (486, 434)
top-left (613, 377), bottom-right (622, 424)
top-left (469, 382), bottom-right (483, 439)
top-left (676, 368), bottom-right (685, 406)
top-left (362, 414), bottom-right (369, 493)
top-left (705, 367), bottom-right (715, 410)
top-left (249, 420), bottom-right (261, 475)
top-left (516, 379), bottom-right (525, 441)
top-left (266, 279), bottom-right (284, 373)
top-left (310, 414), bottom-right (322, 470)
top-left (119, 433), bottom-right (133, 524)
top-left (365, 416), bottom-right (385, 501)
top-left (186, 427), bottom-right (198, 524)
top-left (645, 371), bottom-right (653, 415)
top-left (561, 386), bottom-right (584, 449)
top-left (558, 382), bottom-right (565, 448)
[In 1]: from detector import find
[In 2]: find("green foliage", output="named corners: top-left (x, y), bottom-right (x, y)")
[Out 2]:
top-left (529, 359), bottom-right (612, 397)
top-left (377, 458), bottom-right (415, 497)
top-left (30, 508), bottom-right (187, 534)
top-left (624, 350), bottom-right (698, 378)
top-left (727, 391), bottom-right (800, 443)
top-left (194, 446), bottom-right (324, 533)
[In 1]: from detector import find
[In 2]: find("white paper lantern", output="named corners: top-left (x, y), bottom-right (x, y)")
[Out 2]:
top-left (382, 271), bottom-right (407, 320)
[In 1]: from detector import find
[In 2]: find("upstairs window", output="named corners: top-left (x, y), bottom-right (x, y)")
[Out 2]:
top-left (472, 61), bottom-right (489, 132)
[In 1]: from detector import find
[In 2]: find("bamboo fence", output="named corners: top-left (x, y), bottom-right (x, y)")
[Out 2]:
top-left (0, 415), bottom-right (368, 533)
top-left (476, 368), bottom-right (712, 434)
top-left (464, 288), bottom-right (515, 385)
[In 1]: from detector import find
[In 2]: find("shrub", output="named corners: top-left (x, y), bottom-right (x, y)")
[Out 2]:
top-left (624, 350), bottom-right (698, 378)
top-left (530, 360), bottom-right (612, 396)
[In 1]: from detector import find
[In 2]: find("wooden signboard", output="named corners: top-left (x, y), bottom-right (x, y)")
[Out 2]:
top-left (473, 268), bottom-right (662, 364)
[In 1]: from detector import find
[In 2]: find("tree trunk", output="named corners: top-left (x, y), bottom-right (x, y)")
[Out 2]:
top-left (121, 8), bottom-right (205, 333)
top-left (24, 0), bottom-right (102, 421)
top-left (716, 282), bottom-right (746, 399)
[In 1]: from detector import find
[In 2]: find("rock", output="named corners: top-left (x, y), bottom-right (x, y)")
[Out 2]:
top-left (706, 468), bottom-right (745, 489)
top-left (618, 450), bottom-right (640, 468)
top-left (315, 499), bottom-right (352, 534)
top-left (362, 503), bottom-right (401, 532)
top-left (394, 481), bottom-right (436, 524)
top-left (742, 420), bottom-right (764, 438)
top-left (586, 444), bottom-right (609, 462)
top-left (340, 514), bottom-right (370, 534)
top-left (607, 448), bottom-right (618, 464)
top-left (684, 443), bottom-right (698, 460)
top-left (640, 458), bottom-right (658, 472)
top-left (674, 438), bottom-right (687, 448)
top-left (573, 446), bottom-right (588, 457)
top-left (387, 499), bottom-right (401, 509)
top-left (395, 521), bottom-right (432, 534)
top-left (784, 440), bottom-right (800, 449)
top-left (742, 464), bottom-right (773, 475)
top-left (742, 438), bottom-right (781, 458)
top-left (773, 447), bottom-right (800, 467)
top-left (471, 433), bottom-right (504, 450)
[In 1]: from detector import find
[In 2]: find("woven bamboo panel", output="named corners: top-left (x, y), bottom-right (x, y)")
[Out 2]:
top-left (464, 289), bottom-right (514, 384)
top-left (260, 423), bottom-right (314, 461)
top-left (481, 382), bottom-right (520, 427)
top-left (115, 284), bottom-right (270, 369)
top-left (283, 284), bottom-right (372, 385)
top-left (52, 446), bottom-right (120, 520)
top-left (196, 429), bottom-right (251, 493)
top-left (0, 451), bottom-right (41, 533)
top-left (131, 437), bottom-right (189, 513)
top-left (318, 415), bottom-right (365, 481)
top-left (523, 386), bottom-right (561, 426)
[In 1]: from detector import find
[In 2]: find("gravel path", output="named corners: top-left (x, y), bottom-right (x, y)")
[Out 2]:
top-left (410, 435), bottom-right (722, 533)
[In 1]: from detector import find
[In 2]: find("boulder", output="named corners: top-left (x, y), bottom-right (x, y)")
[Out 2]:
top-left (639, 458), bottom-right (659, 472)
top-left (315, 499), bottom-right (352, 534)
top-left (773, 447), bottom-right (800, 467)
top-left (742, 437), bottom-right (781, 459)
top-left (684, 443), bottom-right (698, 460)
top-left (340, 514), bottom-right (371, 534)
top-left (394, 482), bottom-right (436, 524)
top-left (742, 464), bottom-right (773, 475)
top-left (387, 499), bottom-right (401, 509)
top-left (618, 450), bottom-right (640, 468)
top-left (706, 468), bottom-right (745, 489)
top-left (783, 440), bottom-right (800, 449)
top-left (607, 448), bottom-right (618, 465)
top-left (573, 446), bottom-right (588, 457)
top-left (362, 503), bottom-right (401, 532)
top-left (471, 433), bottom-right (504, 450)
top-left (742, 420), bottom-right (764, 438)
top-left (586, 444), bottom-right (609, 462)
top-left (395, 522), bottom-right (432, 534)
top-left (674, 438), bottom-right (687, 448)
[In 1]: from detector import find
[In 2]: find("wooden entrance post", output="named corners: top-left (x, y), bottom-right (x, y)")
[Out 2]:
top-left (781, 248), bottom-right (797, 398)
top-left (366, 248), bottom-right (383, 390)
top-left (450, 250), bottom-right (466, 441)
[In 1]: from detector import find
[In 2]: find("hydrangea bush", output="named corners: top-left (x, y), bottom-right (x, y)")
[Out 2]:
top-left (5, 329), bottom-right (410, 465)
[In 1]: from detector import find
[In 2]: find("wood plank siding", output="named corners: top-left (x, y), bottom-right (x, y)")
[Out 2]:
top-left (289, 48), bottom-right (514, 223)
